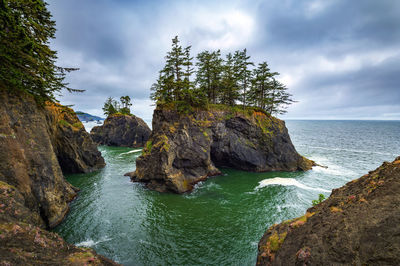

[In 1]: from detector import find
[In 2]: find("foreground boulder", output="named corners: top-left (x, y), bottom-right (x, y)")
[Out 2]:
top-left (126, 105), bottom-right (313, 193)
top-left (91, 114), bottom-right (151, 148)
top-left (256, 156), bottom-right (400, 265)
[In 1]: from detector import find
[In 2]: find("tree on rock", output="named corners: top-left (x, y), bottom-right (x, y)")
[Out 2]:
top-left (0, 0), bottom-right (81, 103)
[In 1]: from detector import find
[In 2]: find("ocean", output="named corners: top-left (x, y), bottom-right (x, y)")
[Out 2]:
top-left (54, 120), bottom-right (400, 265)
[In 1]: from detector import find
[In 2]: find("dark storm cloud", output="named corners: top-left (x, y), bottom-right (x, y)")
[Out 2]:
top-left (47, 0), bottom-right (400, 121)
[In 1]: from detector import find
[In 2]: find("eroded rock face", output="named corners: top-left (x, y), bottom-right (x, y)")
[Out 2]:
top-left (0, 90), bottom-right (104, 228)
top-left (0, 90), bottom-right (116, 265)
top-left (256, 156), bottom-right (400, 266)
top-left (91, 114), bottom-right (151, 148)
top-left (127, 107), bottom-right (313, 193)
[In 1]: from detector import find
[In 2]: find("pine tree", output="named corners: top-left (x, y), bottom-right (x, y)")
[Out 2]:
top-left (220, 53), bottom-right (240, 106)
top-left (266, 78), bottom-right (295, 115)
top-left (234, 49), bottom-right (253, 108)
top-left (102, 97), bottom-right (118, 116)
top-left (0, 0), bottom-right (82, 103)
top-left (120, 96), bottom-right (132, 115)
top-left (249, 62), bottom-right (279, 109)
top-left (196, 50), bottom-right (223, 104)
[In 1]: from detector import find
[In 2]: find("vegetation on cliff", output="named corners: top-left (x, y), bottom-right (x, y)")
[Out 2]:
top-left (150, 36), bottom-right (294, 115)
top-left (256, 156), bottom-right (400, 265)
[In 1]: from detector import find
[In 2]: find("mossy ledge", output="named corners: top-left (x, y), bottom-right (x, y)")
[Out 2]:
top-left (256, 156), bottom-right (400, 265)
top-left (125, 105), bottom-right (314, 193)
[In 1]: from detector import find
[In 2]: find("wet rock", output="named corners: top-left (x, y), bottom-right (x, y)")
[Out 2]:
top-left (91, 114), bottom-right (151, 148)
top-left (256, 156), bottom-right (400, 265)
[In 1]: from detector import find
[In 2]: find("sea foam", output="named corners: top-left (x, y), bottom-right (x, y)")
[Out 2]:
top-left (255, 177), bottom-right (330, 192)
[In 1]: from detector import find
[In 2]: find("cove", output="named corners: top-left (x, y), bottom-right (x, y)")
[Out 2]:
top-left (54, 120), bottom-right (400, 265)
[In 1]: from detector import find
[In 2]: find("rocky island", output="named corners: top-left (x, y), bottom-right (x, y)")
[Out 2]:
top-left (256, 156), bottom-right (400, 265)
top-left (126, 105), bottom-right (314, 193)
top-left (91, 113), bottom-right (151, 148)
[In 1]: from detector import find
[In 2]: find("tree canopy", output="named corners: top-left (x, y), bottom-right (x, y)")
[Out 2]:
top-left (0, 0), bottom-right (81, 103)
top-left (151, 36), bottom-right (295, 115)
top-left (102, 96), bottom-right (133, 116)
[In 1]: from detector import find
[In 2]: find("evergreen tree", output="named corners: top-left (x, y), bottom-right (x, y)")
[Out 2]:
top-left (234, 49), bottom-right (253, 107)
top-left (266, 78), bottom-right (295, 115)
top-left (220, 53), bottom-right (240, 105)
top-left (249, 62), bottom-right (278, 109)
top-left (0, 0), bottom-right (82, 102)
top-left (196, 50), bottom-right (223, 104)
top-left (120, 95), bottom-right (132, 115)
top-left (102, 97), bottom-right (118, 116)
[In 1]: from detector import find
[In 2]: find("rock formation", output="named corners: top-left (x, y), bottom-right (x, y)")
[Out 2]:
top-left (91, 114), bottom-right (151, 148)
top-left (126, 106), bottom-right (313, 193)
top-left (256, 156), bottom-right (400, 265)
top-left (0, 90), bottom-right (116, 265)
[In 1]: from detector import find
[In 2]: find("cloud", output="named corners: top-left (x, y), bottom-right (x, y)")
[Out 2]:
top-left (47, 0), bottom-right (400, 122)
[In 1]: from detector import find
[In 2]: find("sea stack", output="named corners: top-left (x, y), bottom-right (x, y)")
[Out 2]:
top-left (126, 105), bottom-right (314, 193)
top-left (256, 156), bottom-right (400, 265)
top-left (91, 114), bottom-right (151, 148)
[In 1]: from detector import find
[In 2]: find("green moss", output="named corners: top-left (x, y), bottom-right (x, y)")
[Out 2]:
top-left (268, 231), bottom-right (287, 252)
top-left (58, 119), bottom-right (70, 127)
top-left (71, 122), bottom-right (84, 129)
top-left (142, 140), bottom-right (153, 156)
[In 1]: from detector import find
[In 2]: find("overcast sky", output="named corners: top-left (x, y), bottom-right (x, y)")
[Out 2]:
top-left (47, 0), bottom-right (400, 124)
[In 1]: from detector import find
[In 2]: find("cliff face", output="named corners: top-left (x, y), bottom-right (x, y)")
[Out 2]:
top-left (127, 107), bottom-right (313, 193)
top-left (0, 90), bottom-right (115, 264)
top-left (256, 156), bottom-right (400, 266)
top-left (91, 114), bottom-right (151, 148)
top-left (0, 90), bottom-right (104, 228)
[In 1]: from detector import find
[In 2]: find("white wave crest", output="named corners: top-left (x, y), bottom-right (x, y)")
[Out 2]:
top-left (255, 177), bottom-right (330, 192)
top-left (119, 149), bottom-right (142, 156)
top-left (75, 237), bottom-right (111, 247)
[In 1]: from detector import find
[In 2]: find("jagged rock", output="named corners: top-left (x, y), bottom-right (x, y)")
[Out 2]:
top-left (0, 90), bottom-right (104, 228)
top-left (46, 103), bottom-right (105, 174)
top-left (91, 114), bottom-right (151, 148)
top-left (126, 106), bottom-right (313, 193)
top-left (256, 156), bottom-right (400, 265)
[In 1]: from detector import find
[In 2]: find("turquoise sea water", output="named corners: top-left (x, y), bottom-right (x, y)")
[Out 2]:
top-left (54, 120), bottom-right (400, 265)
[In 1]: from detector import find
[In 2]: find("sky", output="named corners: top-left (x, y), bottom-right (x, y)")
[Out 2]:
top-left (47, 0), bottom-right (400, 124)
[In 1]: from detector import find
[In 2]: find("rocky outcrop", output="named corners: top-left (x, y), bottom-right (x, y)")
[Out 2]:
top-left (127, 106), bottom-right (313, 193)
top-left (0, 181), bottom-right (118, 266)
top-left (0, 90), bottom-right (104, 228)
top-left (46, 103), bottom-right (106, 174)
top-left (91, 114), bottom-right (151, 148)
top-left (0, 90), bottom-right (115, 264)
top-left (256, 156), bottom-right (400, 265)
